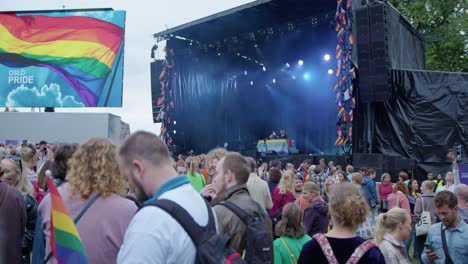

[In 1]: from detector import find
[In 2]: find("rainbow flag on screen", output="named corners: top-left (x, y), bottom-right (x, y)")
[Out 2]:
top-left (0, 12), bottom-right (124, 106)
top-left (47, 178), bottom-right (89, 264)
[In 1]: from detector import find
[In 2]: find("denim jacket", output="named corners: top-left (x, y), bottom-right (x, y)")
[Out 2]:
top-left (421, 218), bottom-right (468, 264)
top-left (362, 176), bottom-right (378, 207)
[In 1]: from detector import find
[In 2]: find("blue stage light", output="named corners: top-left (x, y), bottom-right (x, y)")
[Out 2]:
top-left (273, 78), bottom-right (276, 84)
top-left (298, 60), bottom-right (304, 66)
top-left (262, 66), bottom-right (267, 72)
top-left (244, 70), bottom-right (248, 76)
top-left (250, 81), bottom-right (254, 86)
top-left (324, 54), bottom-right (331, 61)
top-left (285, 63), bottom-right (290, 68)
top-left (303, 73), bottom-right (310, 80)
top-left (328, 69), bottom-right (333, 75)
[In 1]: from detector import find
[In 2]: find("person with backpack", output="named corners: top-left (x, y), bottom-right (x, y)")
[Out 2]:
top-left (212, 152), bottom-right (273, 263)
top-left (117, 131), bottom-right (221, 263)
top-left (298, 182), bottom-right (386, 264)
top-left (273, 203), bottom-right (311, 264)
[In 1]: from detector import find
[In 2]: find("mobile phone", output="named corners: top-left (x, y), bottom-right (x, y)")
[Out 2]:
top-left (424, 243), bottom-right (433, 251)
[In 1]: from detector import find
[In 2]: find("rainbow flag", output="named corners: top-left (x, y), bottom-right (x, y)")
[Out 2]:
top-left (47, 178), bottom-right (88, 264)
top-left (0, 13), bottom-right (124, 106)
top-left (157, 97), bottom-right (164, 106)
top-left (349, 34), bottom-right (355, 45)
top-left (335, 47), bottom-right (343, 59)
top-left (337, 28), bottom-right (344, 38)
top-left (338, 106), bottom-right (345, 117)
top-left (269, 131), bottom-right (277, 139)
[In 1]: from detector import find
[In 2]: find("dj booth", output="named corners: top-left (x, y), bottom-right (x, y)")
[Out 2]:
top-left (256, 139), bottom-right (298, 155)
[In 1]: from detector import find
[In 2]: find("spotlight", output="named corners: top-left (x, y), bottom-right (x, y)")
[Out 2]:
top-left (285, 63), bottom-right (290, 68)
top-left (217, 53), bottom-right (221, 56)
top-left (328, 69), bottom-right (334, 75)
top-left (272, 78), bottom-right (276, 84)
top-left (262, 66), bottom-right (267, 72)
top-left (250, 81), bottom-right (254, 86)
top-left (244, 70), bottom-right (248, 76)
top-left (173, 130), bottom-right (176, 134)
top-left (298, 60), bottom-right (304, 66)
top-left (173, 120), bottom-right (176, 125)
top-left (324, 54), bottom-right (331, 61)
top-left (303, 73), bottom-right (310, 80)
top-left (292, 75), bottom-right (296, 80)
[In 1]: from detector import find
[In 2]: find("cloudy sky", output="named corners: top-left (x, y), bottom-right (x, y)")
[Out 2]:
top-left (0, 0), bottom-right (254, 134)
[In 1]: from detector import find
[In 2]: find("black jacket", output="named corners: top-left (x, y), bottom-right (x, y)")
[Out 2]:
top-left (23, 193), bottom-right (38, 263)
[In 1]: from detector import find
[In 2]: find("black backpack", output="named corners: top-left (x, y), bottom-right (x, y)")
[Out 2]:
top-left (220, 201), bottom-right (272, 264)
top-left (145, 198), bottom-right (245, 264)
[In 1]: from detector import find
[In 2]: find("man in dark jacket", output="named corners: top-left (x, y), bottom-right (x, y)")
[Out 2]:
top-left (302, 182), bottom-right (329, 237)
top-left (0, 181), bottom-right (26, 264)
top-left (212, 152), bottom-right (273, 255)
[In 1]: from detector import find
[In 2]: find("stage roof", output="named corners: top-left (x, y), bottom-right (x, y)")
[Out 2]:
top-left (153, 0), bottom-right (336, 43)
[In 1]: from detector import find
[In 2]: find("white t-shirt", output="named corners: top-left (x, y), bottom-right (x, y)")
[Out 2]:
top-left (117, 183), bottom-right (214, 264)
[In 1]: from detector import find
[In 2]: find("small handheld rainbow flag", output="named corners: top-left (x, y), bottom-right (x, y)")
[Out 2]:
top-left (47, 178), bottom-right (89, 264)
top-left (269, 131), bottom-right (277, 139)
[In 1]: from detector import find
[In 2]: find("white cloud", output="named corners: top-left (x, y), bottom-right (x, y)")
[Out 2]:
top-left (6, 83), bottom-right (85, 107)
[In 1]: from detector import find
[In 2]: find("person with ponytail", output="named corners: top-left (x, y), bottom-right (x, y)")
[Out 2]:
top-left (185, 157), bottom-right (206, 192)
top-left (374, 208), bottom-right (412, 264)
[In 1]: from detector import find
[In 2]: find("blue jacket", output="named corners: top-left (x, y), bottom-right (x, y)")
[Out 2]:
top-left (362, 176), bottom-right (378, 207)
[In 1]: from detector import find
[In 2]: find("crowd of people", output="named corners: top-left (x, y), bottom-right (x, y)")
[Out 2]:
top-left (0, 135), bottom-right (467, 264)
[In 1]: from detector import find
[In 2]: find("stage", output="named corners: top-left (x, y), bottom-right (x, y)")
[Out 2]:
top-left (151, 0), bottom-right (468, 180)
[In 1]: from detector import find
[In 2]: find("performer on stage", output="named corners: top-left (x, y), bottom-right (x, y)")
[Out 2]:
top-left (279, 129), bottom-right (288, 139)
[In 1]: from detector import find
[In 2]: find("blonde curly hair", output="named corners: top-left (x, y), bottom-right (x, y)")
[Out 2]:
top-left (66, 138), bottom-right (124, 199)
top-left (329, 182), bottom-right (370, 230)
top-left (279, 170), bottom-right (295, 194)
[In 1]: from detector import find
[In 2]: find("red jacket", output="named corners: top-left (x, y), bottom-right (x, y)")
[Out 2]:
top-left (379, 182), bottom-right (393, 200)
top-left (269, 187), bottom-right (294, 218)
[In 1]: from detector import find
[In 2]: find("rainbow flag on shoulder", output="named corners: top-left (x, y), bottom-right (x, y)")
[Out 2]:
top-left (47, 178), bottom-right (89, 264)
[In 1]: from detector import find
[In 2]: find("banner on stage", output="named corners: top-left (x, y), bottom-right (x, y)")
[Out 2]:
top-left (0, 9), bottom-right (126, 107)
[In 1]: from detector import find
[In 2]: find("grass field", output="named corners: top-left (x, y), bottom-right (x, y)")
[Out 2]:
top-left (409, 243), bottom-right (421, 264)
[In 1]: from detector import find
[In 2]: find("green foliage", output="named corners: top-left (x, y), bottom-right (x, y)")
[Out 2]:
top-left (389, 0), bottom-right (467, 72)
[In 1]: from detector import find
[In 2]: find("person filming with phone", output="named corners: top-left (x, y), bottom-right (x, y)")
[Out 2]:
top-left (421, 191), bottom-right (468, 264)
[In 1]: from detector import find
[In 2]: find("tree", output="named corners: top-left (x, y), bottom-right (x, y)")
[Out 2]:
top-left (389, 0), bottom-right (467, 72)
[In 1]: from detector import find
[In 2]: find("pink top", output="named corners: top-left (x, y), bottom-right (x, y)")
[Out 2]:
top-left (379, 183), bottom-right (393, 200)
top-left (38, 183), bottom-right (137, 264)
top-left (386, 192), bottom-right (411, 215)
top-left (270, 187), bottom-right (294, 218)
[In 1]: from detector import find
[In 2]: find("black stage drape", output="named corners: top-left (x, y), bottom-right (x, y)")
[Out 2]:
top-left (166, 33), bottom-right (338, 154)
top-left (374, 69), bottom-right (468, 175)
